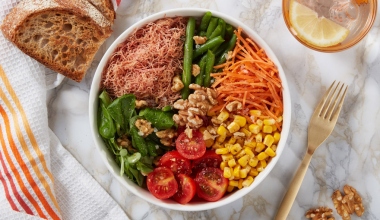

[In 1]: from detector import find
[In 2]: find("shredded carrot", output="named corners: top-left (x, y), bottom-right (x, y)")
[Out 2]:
top-left (210, 27), bottom-right (283, 130)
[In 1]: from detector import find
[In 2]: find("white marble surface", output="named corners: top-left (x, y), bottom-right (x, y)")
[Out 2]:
top-left (47, 0), bottom-right (380, 219)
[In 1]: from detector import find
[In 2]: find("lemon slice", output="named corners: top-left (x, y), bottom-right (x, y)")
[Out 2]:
top-left (289, 0), bottom-right (349, 47)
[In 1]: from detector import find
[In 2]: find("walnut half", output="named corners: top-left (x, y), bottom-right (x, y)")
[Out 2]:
top-left (305, 207), bottom-right (335, 220)
top-left (331, 184), bottom-right (364, 220)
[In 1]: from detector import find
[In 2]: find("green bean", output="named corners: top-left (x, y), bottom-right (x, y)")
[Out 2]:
top-left (225, 24), bottom-right (234, 38)
top-left (193, 36), bottom-right (224, 60)
top-left (205, 17), bottom-right (218, 38)
top-left (195, 54), bottom-right (207, 86)
top-left (181, 17), bottom-right (195, 99)
top-left (219, 19), bottom-right (226, 39)
top-left (204, 50), bottom-right (215, 87)
top-left (200, 11), bottom-right (212, 31)
top-left (216, 33), bottom-right (237, 65)
top-left (208, 22), bottom-right (222, 39)
top-left (199, 31), bottom-right (207, 37)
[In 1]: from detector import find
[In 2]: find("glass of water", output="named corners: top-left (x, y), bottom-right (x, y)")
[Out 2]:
top-left (282, 0), bottom-right (377, 52)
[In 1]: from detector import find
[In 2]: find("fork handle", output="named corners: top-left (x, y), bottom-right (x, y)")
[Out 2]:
top-left (274, 151), bottom-right (313, 220)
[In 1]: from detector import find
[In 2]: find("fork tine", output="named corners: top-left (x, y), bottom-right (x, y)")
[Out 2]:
top-left (325, 82), bottom-right (345, 120)
top-left (316, 80), bottom-right (337, 118)
top-left (330, 84), bottom-right (348, 121)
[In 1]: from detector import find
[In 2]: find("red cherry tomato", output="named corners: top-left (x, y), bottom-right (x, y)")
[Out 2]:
top-left (158, 151), bottom-right (192, 176)
top-left (175, 130), bottom-right (206, 160)
top-left (195, 167), bottom-right (228, 202)
top-left (191, 150), bottom-right (222, 175)
top-left (147, 167), bottom-right (178, 199)
top-left (172, 174), bottom-right (196, 204)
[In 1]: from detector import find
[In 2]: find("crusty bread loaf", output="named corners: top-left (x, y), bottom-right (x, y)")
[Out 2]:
top-left (0, 0), bottom-right (113, 82)
top-left (87, 0), bottom-right (115, 23)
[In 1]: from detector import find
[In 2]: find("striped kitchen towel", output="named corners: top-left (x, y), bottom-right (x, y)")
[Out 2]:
top-left (0, 0), bottom-right (129, 219)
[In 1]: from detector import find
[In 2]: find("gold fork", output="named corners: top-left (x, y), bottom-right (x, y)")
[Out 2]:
top-left (275, 81), bottom-right (348, 220)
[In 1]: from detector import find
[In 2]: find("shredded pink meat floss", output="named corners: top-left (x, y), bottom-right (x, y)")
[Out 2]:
top-left (101, 17), bottom-right (187, 108)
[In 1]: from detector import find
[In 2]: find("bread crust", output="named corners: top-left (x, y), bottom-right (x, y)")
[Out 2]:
top-left (0, 0), bottom-right (113, 82)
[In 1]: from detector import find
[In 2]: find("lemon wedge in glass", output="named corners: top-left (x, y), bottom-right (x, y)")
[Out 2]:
top-left (289, 0), bottom-right (350, 47)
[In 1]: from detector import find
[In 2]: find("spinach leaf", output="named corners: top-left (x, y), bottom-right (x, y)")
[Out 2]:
top-left (130, 126), bottom-right (148, 157)
top-left (98, 103), bottom-right (116, 139)
top-left (99, 90), bottom-right (112, 107)
top-left (139, 108), bottom-right (175, 130)
top-left (107, 94), bottom-right (136, 133)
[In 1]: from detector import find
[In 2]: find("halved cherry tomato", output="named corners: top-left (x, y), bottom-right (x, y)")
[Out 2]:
top-left (195, 167), bottom-right (228, 202)
top-left (191, 150), bottom-right (222, 175)
top-left (147, 167), bottom-right (178, 199)
top-left (175, 130), bottom-right (206, 160)
top-left (158, 151), bottom-right (192, 176)
top-left (172, 174), bottom-right (196, 204)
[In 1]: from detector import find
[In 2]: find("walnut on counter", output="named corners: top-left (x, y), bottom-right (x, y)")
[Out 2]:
top-left (332, 185), bottom-right (364, 220)
top-left (134, 119), bottom-right (154, 137)
top-left (172, 84), bottom-right (218, 129)
top-left (305, 207), bottom-right (335, 220)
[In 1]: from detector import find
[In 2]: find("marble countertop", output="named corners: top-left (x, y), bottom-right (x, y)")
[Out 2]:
top-left (47, 0), bottom-right (380, 219)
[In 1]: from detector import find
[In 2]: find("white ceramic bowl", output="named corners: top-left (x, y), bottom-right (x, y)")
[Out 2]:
top-left (89, 8), bottom-right (291, 211)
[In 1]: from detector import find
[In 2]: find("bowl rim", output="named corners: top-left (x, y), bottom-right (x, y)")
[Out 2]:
top-left (89, 8), bottom-right (292, 211)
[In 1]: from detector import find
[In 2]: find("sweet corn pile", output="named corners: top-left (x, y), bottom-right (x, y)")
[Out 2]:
top-left (203, 109), bottom-right (282, 192)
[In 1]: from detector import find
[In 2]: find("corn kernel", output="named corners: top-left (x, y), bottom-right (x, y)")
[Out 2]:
top-left (242, 176), bottom-right (254, 187)
top-left (271, 125), bottom-right (278, 131)
top-left (255, 133), bottom-right (263, 143)
top-left (244, 141), bottom-right (256, 148)
top-left (239, 169), bottom-right (248, 179)
top-left (236, 138), bottom-right (245, 146)
top-left (207, 110), bottom-right (216, 117)
top-left (255, 143), bottom-right (265, 152)
top-left (244, 147), bottom-right (255, 158)
top-left (257, 152), bottom-right (269, 160)
top-left (199, 127), bottom-right (207, 133)
top-left (248, 124), bottom-right (260, 134)
top-left (234, 115), bottom-right (247, 127)
top-left (274, 132), bottom-right (281, 144)
top-left (265, 147), bottom-right (276, 157)
top-left (249, 110), bottom-right (261, 116)
top-left (229, 180), bottom-right (239, 187)
top-left (262, 125), bottom-right (273, 133)
top-left (238, 155), bottom-right (250, 167)
top-left (233, 165), bottom-right (241, 178)
top-left (260, 159), bottom-right (267, 168)
top-left (216, 134), bottom-right (226, 143)
top-left (221, 154), bottom-right (233, 162)
top-left (223, 167), bottom-right (232, 178)
top-left (227, 121), bottom-right (240, 133)
top-left (216, 148), bottom-right (229, 154)
top-left (217, 111), bottom-right (230, 122)
top-left (238, 179), bottom-right (244, 189)
top-left (271, 145), bottom-right (277, 151)
top-left (227, 185), bottom-right (235, 192)
top-left (263, 134), bottom-right (274, 147)
top-left (212, 142), bottom-right (223, 149)
top-left (220, 161), bottom-right (227, 170)
top-left (256, 119), bottom-right (263, 127)
top-left (276, 116), bottom-right (283, 123)
top-left (230, 143), bottom-right (242, 155)
top-left (263, 118), bottom-right (276, 125)
top-left (249, 157), bottom-right (259, 167)
top-left (228, 137), bottom-right (237, 144)
top-left (235, 149), bottom-right (246, 159)
top-left (217, 125), bottom-right (228, 136)
top-left (240, 128), bottom-right (252, 138)
top-left (205, 139), bottom-right (214, 148)
top-left (249, 168), bottom-right (259, 177)
top-left (228, 159), bottom-right (237, 167)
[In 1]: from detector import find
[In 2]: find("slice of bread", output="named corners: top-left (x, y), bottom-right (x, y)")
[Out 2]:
top-left (87, 0), bottom-right (116, 23)
top-left (1, 0), bottom-right (113, 82)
